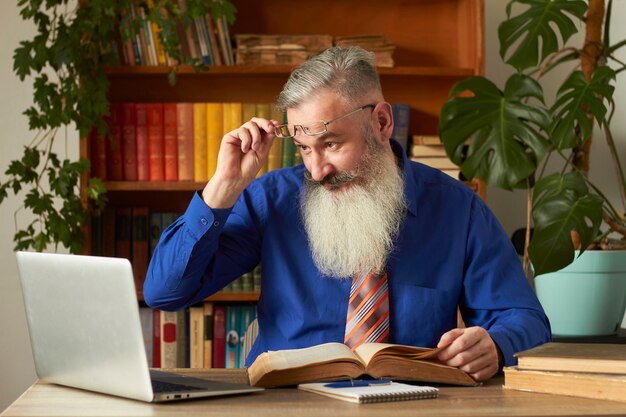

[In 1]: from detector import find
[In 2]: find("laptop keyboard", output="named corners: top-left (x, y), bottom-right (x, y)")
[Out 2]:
top-left (151, 379), bottom-right (208, 393)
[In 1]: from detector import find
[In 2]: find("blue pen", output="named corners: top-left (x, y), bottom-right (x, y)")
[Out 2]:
top-left (324, 379), bottom-right (392, 388)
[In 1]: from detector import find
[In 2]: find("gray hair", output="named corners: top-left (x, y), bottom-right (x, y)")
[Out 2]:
top-left (276, 46), bottom-right (382, 112)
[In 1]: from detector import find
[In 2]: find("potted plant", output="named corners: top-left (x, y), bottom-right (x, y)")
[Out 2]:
top-left (440, 0), bottom-right (626, 336)
top-left (1, 0), bottom-right (234, 253)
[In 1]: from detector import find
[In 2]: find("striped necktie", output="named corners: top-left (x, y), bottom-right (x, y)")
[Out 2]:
top-left (344, 270), bottom-right (390, 350)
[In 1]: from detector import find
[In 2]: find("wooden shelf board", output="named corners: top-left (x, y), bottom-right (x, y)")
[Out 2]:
top-left (104, 181), bottom-right (205, 192)
top-left (138, 291), bottom-right (260, 303)
top-left (105, 65), bottom-right (475, 78)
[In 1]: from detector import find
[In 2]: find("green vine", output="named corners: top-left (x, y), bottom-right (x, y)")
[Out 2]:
top-left (3, 0), bottom-right (236, 253)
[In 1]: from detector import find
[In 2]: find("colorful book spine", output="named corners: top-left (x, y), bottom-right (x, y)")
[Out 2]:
top-left (121, 102), bottom-right (138, 181)
top-left (206, 103), bottom-right (223, 179)
top-left (107, 103), bottom-right (124, 181)
top-left (213, 305), bottom-right (227, 368)
top-left (135, 103), bottom-right (150, 181)
top-left (146, 103), bottom-right (165, 181)
top-left (176, 103), bottom-right (194, 182)
top-left (193, 103), bottom-right (208, 182)
top-left (163, 103), bottom-right (178, 181)
top-left (131, 207), bottom-right (149, 292)
top-left (203, 302), bottom-right (214, 368)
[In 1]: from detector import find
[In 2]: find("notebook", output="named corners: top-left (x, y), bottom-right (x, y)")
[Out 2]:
top-left (15, 251), bottom-right (264, 402)
top-left (298, 380), bottom-right (439, 404)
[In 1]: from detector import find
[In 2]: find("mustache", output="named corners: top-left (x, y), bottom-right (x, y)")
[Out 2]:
top-left (303, 170), bottom-right (357, 189)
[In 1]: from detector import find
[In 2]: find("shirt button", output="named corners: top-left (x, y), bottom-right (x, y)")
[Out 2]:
top-left (213, 221), bottom-right (220, 227)
top-left (200, 218), bottom-right (208, 226)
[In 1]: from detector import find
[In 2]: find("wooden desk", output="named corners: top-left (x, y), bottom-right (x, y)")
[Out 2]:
top-left (3, 369), bottom-right (626, 417)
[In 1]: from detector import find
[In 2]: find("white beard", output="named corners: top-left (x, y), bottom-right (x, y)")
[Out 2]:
top-left (300, 140), bottom-right (406, 279)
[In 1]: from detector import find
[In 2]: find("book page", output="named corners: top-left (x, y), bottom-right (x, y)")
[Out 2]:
top-left (261, 342), bottom-right (359, 371)
top-left (354, 343), bottom-right (441, 366)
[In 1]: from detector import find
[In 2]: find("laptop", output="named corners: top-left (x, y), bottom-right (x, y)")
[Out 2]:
top-left (15, 251), bottom-right (264, 402)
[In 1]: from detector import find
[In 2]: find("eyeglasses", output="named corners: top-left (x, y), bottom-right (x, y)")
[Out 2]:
top-left (274, 104), bottom-right (376, 138)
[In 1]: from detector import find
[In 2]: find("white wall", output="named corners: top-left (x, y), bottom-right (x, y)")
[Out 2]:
top-left (0, 2), bottom-right (76, 411)
top-left (1, 1), bottom-right (625, 411)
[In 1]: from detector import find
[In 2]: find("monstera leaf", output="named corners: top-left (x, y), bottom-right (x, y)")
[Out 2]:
top-left (550, 66), bottom-right (616, 149)
top-left (529, 172), bottom-right (603, 276)
top-left (440, 74), bottom-right (551, 190)
top-left (499, 0), bottom-right (587, 72)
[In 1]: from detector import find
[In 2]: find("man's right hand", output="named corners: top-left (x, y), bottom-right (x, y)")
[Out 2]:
top-left (201, 117), bottom-right (277, 208)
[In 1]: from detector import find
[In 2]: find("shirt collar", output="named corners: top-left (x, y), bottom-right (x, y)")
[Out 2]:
top-left (390, 139), bottom-right (419, 217)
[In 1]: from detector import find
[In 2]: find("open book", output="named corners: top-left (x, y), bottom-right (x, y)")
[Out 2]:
top-left (247, 342), bottom-right (477, 387)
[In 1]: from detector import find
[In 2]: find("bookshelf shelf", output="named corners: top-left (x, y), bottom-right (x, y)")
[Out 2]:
top-left (137, 291), bottom-right (260, 303)
top-left (105, 65), bottom-right (476, 78)
top-left (84, 0), bottom-right (484, 303)
top-left (104, 181), bottom-right (204, 192)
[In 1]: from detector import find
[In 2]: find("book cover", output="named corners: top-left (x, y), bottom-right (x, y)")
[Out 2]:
top-left (298, 381), bottom-right (439, 404)
top-left (153, 308), bottom-right (161, 368)
top-left (213, 304), bottom-right (227, 368)
top-left (146, 103), bottom-right (165, 181)
top-left (203, 302), bottom-right (214, 368)
top-left (163, 103), bottom-right (178, 181)
top-left (176, 102), bottom-right (194, 181)
top-left (248, 342), bottom-right (476, 388)
top-left (106, 103), bottom-right (124, 181)
top-left (189, 306), bottom-right (204, 368)
top-left (160, 310), bottom-right (178, 368)
top-left (515, 342), bottom-right (626, 374)
top-left (225, 304), bottom-right (241, 368)
top-left (101, 206), bottom-right (116, 257)
top-left (412, 135), bottom-right (441, 145)
top-left (206, 103), bottom-right (223, 179)
top-left (88, 127), bottom-right (107, 180)
top-left (391, 104), bottom-right (410, 152)
top-left (410, 156), bottom-right (458, 170)
top-left (410, 144), bottom-right (447, 158)
top-left (148, 211), bottom-right (162, 259)
top-left (238, 305), bottom-right (255, 367)
top-left (114, 207), bottom-right (132, 262)
top-left (139, 307), bottom-right (154, 368)
top-left (193, 103), bottom-right (208, 182)
top-left (504, 366), bottom-right (626, 403)
top-left (131, 207), bottom-right (149, 292)
top-left (135, 103), bottom-right (150, 181)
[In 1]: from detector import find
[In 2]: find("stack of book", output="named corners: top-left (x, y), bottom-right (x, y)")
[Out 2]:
top-left (334, 35), bottom-right (396, 67)
top-left (235, 34), bottom-right (333, 65)
top-left (504, 342), bottom-right (626, 403)
top-left (410, 135), bottom-right (460, 180)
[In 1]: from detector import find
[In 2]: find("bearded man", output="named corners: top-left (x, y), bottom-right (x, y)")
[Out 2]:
top-left (144, 46), bottom-right (550, 381)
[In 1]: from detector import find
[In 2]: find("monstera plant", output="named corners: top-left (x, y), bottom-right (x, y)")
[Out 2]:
top-left (2, 0), bottom-right (235, 253)
top-left (440, 0), bottom-right (626, 277)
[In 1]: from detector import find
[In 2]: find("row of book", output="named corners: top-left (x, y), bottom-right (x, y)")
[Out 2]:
top-left (90, 102), bottom-right (416, 183)
top-left (89, 101), bottom-right (299, 183)
top-left (504, 342), bottom-right (626, 403)
top-left (235, 34), bottom-right (396, 67)
top-left (91, 207), bottom-right (262, 293)
top-left (118, 0), bottom-right (234, 67)
top-left (140, 302), bottom-right (257, 369)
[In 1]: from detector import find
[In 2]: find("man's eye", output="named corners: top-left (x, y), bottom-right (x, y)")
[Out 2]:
top-left (325, 142), bottom-right (337, 149)
top-left (297, 144), bottom-right (310, 153)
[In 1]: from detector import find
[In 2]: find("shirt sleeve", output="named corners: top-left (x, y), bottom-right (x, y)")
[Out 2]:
top-left (143, 188), bottom-right (263, 311)
top-left (461, 196), bottom-right (552, 366)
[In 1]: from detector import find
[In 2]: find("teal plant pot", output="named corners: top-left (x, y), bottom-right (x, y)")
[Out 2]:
top-left (534, 250), bottom-right (626, 337)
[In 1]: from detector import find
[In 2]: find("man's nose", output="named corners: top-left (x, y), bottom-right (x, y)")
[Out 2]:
top-left (309, 151), bottom-right (334, 182)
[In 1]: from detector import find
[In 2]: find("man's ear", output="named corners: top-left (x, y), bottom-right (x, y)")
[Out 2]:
top-left (374, 102), bottom-right (394, 144)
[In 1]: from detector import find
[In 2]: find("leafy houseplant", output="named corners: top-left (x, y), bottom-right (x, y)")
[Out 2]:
top-left (3, 0), bottom-right (235, 253)
top-left (440, 0), bottom-right (626, 278)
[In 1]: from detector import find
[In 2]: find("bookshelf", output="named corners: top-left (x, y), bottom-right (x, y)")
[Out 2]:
top-left (82, 0), bottom-right (485, 296)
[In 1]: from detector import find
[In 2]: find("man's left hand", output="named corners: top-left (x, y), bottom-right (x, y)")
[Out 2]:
top-left (436, 326), bottom-right (502, 381)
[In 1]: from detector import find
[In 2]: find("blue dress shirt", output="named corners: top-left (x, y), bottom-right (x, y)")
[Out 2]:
top-left (144, 141), bottom-right (551, 367)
